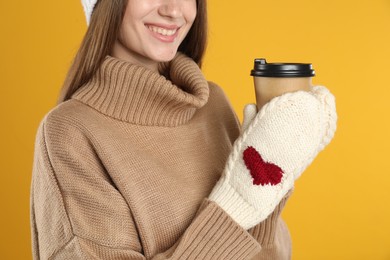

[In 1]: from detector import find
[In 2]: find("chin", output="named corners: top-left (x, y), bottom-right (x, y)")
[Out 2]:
top-left (150, 48), bottom-right (179, 62)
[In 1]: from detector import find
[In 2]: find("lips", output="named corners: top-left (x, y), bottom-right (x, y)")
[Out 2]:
top-left (147, 25), bottom-right (178, 36)
top-left (145, 23), bottom-right (181, 42)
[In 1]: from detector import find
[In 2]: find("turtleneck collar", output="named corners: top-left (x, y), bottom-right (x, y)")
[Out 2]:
top-left (71, 53), bottom-right (209, 127)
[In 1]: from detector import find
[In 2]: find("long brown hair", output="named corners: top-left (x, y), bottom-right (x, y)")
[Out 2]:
top-left (57, 0), bottom-right (208, 104)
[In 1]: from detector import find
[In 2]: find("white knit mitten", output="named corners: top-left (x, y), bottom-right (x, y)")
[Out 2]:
top-left (209, 86), bottom-right (337, 230)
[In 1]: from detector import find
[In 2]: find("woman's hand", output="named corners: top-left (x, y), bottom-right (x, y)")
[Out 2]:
top-left (209, 86), bottom-right (337, 230)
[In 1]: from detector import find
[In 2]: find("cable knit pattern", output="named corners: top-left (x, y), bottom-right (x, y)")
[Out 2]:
top-left (31, 53), bottom-right (293, 259)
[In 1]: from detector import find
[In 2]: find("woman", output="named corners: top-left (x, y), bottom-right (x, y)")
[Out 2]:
top-left (30, 0), bottom-right (337, 259)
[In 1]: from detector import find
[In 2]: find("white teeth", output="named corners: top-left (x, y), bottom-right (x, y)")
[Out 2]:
top-left (148, 25), bottom-right (177, 36)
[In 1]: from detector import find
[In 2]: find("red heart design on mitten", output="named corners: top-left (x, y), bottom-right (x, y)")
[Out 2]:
top-left (243, 146), bottom-right (284, 186)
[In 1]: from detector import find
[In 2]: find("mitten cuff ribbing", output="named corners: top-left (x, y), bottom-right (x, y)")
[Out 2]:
top-left (209, 177), bottom-right (262, 230)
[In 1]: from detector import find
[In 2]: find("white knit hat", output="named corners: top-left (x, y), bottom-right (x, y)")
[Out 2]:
top-left (81, 0), bottom-right (98, 25)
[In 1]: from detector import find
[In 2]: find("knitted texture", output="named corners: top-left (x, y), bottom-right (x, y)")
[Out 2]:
top-left (31, 53), bottom-right (292, 259)
top-left (71, 53), bottom-right (209, 126)
top-left (243, 146), bottom-right (284, 186)
top-left (81, 0), bottom-right (97, 25)
top-left (209, 86), bottom-right (337, 230)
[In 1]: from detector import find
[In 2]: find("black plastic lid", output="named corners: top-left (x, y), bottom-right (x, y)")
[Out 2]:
top-left (250, 58), bottom-right (315, 77)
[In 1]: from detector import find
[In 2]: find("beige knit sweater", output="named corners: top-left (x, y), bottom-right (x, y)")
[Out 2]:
top-left (30, 53), bottom-right (292, 259)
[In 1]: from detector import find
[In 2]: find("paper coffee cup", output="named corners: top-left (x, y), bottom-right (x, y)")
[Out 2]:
top-left (250, 59), bottom-right (315, 110)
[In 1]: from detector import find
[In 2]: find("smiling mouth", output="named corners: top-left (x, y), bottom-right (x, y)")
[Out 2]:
top-left (146, 25), bottom-right (179, 36)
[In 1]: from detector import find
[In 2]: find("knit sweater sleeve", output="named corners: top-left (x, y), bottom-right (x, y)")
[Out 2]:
top-left (30, 112), bottom-right (262, 260)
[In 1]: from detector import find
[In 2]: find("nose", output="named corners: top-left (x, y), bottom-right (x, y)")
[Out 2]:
top-left (158, 0), bottom-right (182, 19)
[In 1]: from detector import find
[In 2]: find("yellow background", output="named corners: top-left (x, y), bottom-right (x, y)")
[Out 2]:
top-left (1, 0), bottom-right (389, 259)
